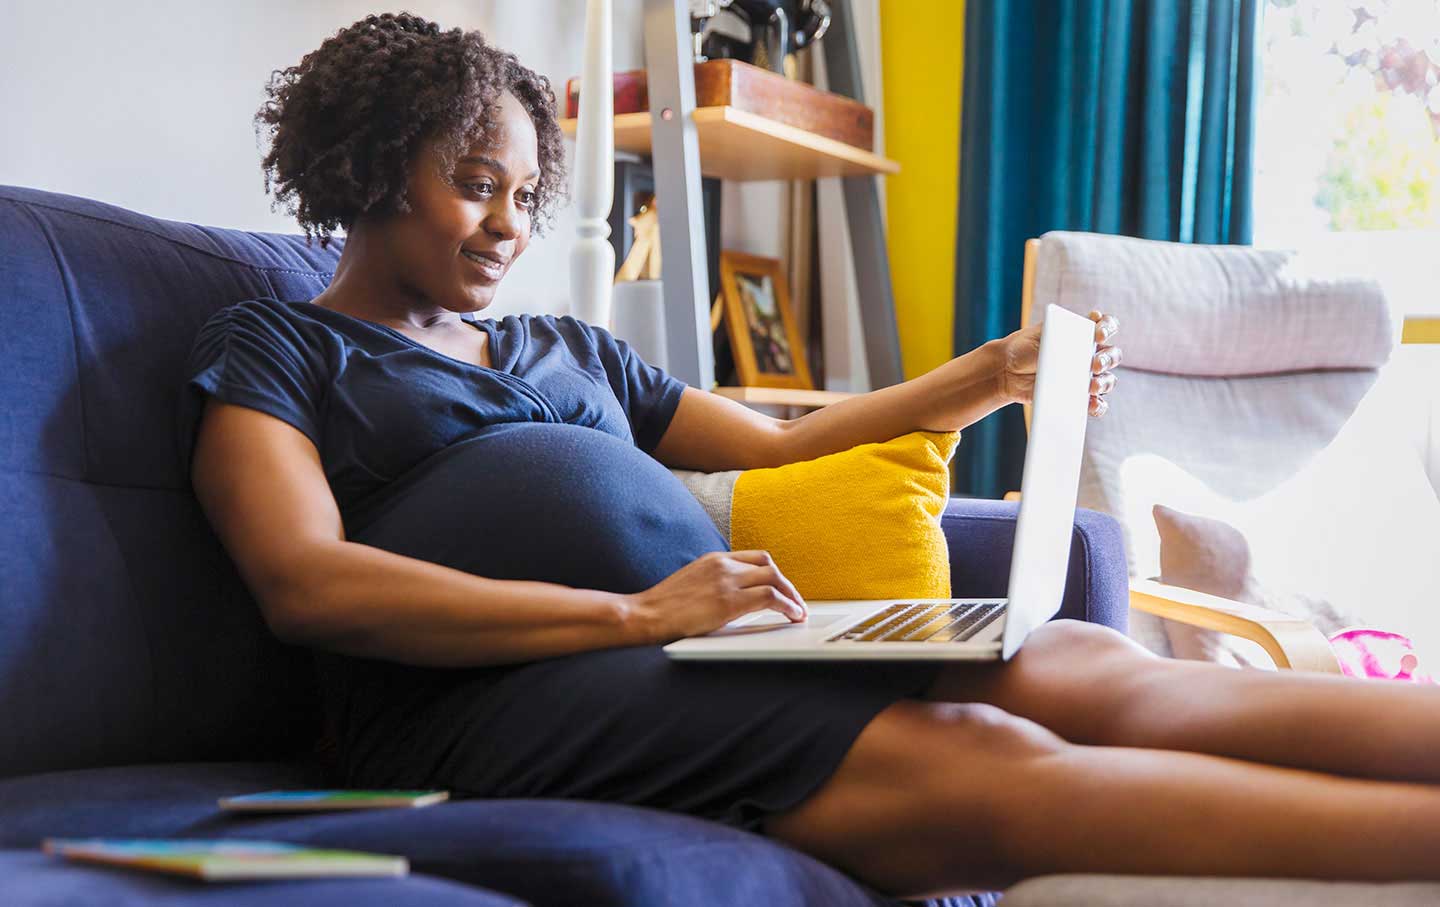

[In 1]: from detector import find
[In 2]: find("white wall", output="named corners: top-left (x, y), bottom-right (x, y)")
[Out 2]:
top-left (2, 0), bottom-right (885, 384)
top-left (1, 0), bottom-right (643, 319)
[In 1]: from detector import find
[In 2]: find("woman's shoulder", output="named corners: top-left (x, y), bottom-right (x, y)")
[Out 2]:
top-left (194, 297), bottom-right (348, 349)
top-left (196, 296), bottom-right (317, 336)
top-left (185, 297), bottom-right (349, 381)
top-left (493, 311), bottom-right (616, 350)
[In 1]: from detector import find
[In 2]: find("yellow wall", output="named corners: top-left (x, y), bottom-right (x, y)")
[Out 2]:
top-left (880, 0), bottom-right (964, 379)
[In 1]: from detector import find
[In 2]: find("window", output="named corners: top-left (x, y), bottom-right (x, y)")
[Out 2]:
top-left (1255, 0), bottom-right (1440, 321)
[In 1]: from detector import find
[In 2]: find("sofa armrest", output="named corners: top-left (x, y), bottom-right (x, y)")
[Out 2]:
top-left (1129, 579), bottom-right (1342, 673)
top-left (941, 498), bottom-right (1129, 633)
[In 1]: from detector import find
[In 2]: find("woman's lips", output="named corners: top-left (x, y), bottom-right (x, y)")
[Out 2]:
top-left (461, 249), bottom-right (506, 281)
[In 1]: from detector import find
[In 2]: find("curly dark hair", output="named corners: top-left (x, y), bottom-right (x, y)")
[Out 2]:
top-left (256, 12), bottom-right (567, 247)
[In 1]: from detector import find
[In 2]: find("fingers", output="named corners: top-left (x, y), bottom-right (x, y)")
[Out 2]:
top-left (726, 549), bottom-right (776, 567)
top-left (734, 564), bottom-right (807, 618)
top-left (725, 551), bottom-right (807, 620)
top-left (1091, 345), bottom-right (1122, 373)
top-left (1089, 362), bottom-right (1118, 418)
top-left (1085, 313), bottom-right (1120, 419)
top-left (1088, 311), bottom-right (1120, 343)
top-left (741, 585), bottom-right (808, 621)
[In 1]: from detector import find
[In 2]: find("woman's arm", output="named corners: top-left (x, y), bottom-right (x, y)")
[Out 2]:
top-left (191, 401), bottom-right (805, 668)
top-left (653, 314), bottom-right (1120, 472)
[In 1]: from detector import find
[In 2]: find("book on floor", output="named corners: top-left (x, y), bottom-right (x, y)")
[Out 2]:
top-left (218, 790), bottom-right (450, 812)
top-left (43, 838), bottom-right (408, 881)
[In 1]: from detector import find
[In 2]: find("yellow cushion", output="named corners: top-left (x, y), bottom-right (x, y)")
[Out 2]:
top-left (729, 431), bottom-right (961, 600)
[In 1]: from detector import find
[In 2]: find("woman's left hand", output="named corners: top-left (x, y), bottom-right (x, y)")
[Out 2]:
top-left (996, 311), bottom-right (1120, 417)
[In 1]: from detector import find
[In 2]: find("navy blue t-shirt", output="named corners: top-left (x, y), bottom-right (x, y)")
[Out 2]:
top-left (177, 298), bottom-right (688, 521)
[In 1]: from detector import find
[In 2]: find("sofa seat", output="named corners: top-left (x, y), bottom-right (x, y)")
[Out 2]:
top-left (0, 850), bottom-right (525, 906)
top-left (0, 762), bottom-right (986, 907)
top-left (0, 763), bottom-right (315, 846)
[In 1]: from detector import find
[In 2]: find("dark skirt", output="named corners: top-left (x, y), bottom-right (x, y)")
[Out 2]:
top-left (329, 649), bottom-right (941, 832)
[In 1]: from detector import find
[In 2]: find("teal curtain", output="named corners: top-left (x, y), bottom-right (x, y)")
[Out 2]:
top-left (952, 0), bottom-right (1261, 498)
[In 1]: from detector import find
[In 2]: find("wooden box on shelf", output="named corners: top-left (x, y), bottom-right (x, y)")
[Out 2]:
top-left (565, 58), bottom-right (874, 151)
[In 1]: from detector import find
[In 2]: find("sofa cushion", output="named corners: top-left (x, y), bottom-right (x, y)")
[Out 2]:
top-left (0, 762), bottom-right (993, 907)
top-left (0, 850), bottom-right (526, 906)
top-left (192, 800), bottom-right (993, 907)
top-left (0, 186), bottom-right (344, 775)
top-left (0, 762), bottom-right (317, 847)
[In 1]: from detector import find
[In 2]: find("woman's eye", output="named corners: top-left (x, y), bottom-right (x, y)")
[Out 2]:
top-left (517, 190), bottom-right (538, 209)
top-left (463, 181), bottom-right (493, 197)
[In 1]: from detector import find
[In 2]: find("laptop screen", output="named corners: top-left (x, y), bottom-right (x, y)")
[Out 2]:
top-left (1000, 305), bottom-right (1096, 659)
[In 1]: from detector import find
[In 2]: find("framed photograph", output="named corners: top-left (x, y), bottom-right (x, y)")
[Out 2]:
top-left (719, 251), bottom-right (814, 389)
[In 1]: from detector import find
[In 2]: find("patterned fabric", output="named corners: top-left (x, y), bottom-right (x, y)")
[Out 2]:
top-left (673, 468), bottom-right (741, 546)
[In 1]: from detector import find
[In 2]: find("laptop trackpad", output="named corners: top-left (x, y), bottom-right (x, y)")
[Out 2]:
top-left (706, 611), bottom-right (852, 637)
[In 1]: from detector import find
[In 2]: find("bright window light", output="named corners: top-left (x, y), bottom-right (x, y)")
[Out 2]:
top-left (1255, 0), bottom-right (1440, 319)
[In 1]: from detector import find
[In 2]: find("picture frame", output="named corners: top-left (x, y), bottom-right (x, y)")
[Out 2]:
top-left (719, 251), bottom-right (814, 389)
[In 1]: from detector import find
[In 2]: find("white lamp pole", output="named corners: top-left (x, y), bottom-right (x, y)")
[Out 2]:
top-left (570, 0), bottom-right (615, 328)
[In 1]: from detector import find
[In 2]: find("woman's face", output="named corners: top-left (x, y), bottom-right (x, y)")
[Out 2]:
top-left (375, 91), bottom-right (541, 314)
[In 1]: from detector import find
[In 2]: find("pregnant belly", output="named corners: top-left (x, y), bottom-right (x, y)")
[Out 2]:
top-left (342, 422), bottom-right (727, 593)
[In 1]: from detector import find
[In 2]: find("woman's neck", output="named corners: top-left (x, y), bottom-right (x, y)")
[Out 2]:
top-left (314, 226), bottom-right (461, 332)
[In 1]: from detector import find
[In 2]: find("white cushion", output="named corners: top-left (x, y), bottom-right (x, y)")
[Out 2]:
top-left (1031, 231), bottom-right (1394, 376)
top-left (670, 468), bottom-right (739, 546)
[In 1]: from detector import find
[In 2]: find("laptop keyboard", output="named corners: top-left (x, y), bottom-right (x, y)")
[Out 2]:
top-left (826, 602), bottom-right (1006, 644)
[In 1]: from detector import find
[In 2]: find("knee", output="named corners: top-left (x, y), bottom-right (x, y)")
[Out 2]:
top-left (1020, 619), bottom-right (1153, 667)
top-left (927, 702), bottom-right (1067, 762)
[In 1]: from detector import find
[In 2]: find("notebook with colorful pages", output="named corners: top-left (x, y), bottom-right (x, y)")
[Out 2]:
top-left (218, 790), bottom-right (450, 812)
top-left (43, 839), bottom-right (408, 881)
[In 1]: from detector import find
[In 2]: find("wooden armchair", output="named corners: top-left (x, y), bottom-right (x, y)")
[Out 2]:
top-left (1012, 234), bottom-right (1439, 674)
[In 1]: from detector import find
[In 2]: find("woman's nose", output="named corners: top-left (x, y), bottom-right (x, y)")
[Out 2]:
top-left (484, 201), bottom-right (524, 240)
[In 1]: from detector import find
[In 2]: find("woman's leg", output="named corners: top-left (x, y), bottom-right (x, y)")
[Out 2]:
top-left (929, 619), bottom-right (1440, 783)
top-left (763, 698), bottom-right (1440, 897)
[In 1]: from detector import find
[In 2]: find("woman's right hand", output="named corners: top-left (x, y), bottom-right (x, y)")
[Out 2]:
top-left (627, 550), bottom-right (808, 643)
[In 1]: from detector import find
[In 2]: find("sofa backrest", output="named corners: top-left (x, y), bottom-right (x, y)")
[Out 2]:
top-left (0, 186), bottom-right (343, 777)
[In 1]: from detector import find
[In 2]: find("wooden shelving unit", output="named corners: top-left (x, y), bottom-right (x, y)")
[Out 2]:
top-left (559, 106), bottom-right (898, 183)
top-left (567, 0), bottom-right (902, 392)
top-left (711, 385), bottom-right (857, 409)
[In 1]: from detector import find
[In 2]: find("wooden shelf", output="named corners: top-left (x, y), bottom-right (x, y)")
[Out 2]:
top-left (559, 107), bottom-right (899, 182)
top-left (712, 386), bottom-right (857, 409)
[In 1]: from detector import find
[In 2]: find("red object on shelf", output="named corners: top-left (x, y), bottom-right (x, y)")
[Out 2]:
top-left (564, 59), bottom-right (874, 152)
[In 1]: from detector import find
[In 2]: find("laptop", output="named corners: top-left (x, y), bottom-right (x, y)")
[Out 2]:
top-left (664, 304), bottom-right (1096, 663)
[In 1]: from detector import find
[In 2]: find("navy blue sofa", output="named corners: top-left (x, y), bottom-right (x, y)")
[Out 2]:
top-left (0, 185), bottom-right (1129, 906)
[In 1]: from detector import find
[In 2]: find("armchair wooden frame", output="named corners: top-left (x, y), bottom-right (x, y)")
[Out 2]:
top-left (1017, 238), bottom-right (1343, 673)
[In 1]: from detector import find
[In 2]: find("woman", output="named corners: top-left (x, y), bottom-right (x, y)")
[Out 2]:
top-left (183, 13), bottom-right (1440, 898)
